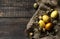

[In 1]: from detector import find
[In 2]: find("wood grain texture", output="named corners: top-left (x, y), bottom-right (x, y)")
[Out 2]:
top-left (0, 18), bottom-right (30, 39)
top-left (0, 0), bottom-right (35, 39)
top-left (0, 0), bottom-right (35, 18)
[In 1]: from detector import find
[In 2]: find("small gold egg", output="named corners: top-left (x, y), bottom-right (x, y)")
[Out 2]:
top-left (33, 3), bottom-right (38, 9)
top-left (30, 32), bottom-right (33, 36)
top-left (39, 16), bottom-right (42, 19)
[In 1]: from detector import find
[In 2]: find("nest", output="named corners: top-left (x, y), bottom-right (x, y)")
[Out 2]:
top-left (26, 0), bottom-right (60, 39)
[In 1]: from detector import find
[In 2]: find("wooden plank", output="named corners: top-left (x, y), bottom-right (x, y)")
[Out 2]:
top-left (0, 0), bottom-right (35, 18)
top-left (0, 18), bottom-right (30, 39)
top-left (0, 18), bottom-right (30, 29)
top-left (0, 0), bottom-right (36, 39)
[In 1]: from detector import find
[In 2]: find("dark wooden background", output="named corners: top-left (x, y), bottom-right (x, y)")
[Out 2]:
top-left (0, 0), bottom-right (36, 39)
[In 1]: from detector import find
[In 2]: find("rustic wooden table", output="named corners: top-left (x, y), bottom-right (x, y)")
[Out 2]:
top-left (0, 0), bottom-right (35, 39)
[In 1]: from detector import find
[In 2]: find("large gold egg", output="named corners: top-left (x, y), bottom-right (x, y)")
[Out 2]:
top-left (38, 20), bottom-right (45, 28)
top-left (45, 23), bottom-right (52, 30)
top-left (43, 15), bottom-right (50, 23)
top-left (50, 10), bottom-right (58, 18)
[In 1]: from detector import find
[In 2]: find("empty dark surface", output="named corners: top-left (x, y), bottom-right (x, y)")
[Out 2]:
top-left (0, 0), bottom-right (35, 39)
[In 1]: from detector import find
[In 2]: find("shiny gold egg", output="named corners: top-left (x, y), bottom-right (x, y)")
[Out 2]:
top-left (50, 10), bottom-right (58, 18)
top-left (45, 23), bottom-right (52, 30)
top-left (33, 3), bottom-right (38, 9)
top-left (43, 15), bottom-right (50, 23)
top-left (38, 20), bottom-right (45, 28)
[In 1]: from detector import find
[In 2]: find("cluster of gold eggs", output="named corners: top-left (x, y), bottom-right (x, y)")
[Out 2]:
top-left (38, 10), bottom-right (58, 30)
top-left (28, 2), bottom-right (59, 37)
